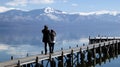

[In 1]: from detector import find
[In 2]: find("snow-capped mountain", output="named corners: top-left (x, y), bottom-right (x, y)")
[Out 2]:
top-left (0, 7), bottom-right (120, 45)
top-left (1, 7), bottom-right (120, 23)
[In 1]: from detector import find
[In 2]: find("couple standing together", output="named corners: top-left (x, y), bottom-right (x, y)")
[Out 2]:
top-left (42, 25), bottom-right (56, 54)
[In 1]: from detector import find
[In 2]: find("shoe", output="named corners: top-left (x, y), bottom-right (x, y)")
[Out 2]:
top-left (45, 52), bottom-right (47, 55)
top-left (50, 51), bottom-right (52, 53)
top-left (51, 51), bottom-right (54, 53)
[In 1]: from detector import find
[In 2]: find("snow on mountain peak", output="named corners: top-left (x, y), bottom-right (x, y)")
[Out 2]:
top-left (44, 7), bottom-right (55, 13)
top-left (43, 7), bottom-right (65, 14)
top-left (78, 10), bottom-right (120, 16)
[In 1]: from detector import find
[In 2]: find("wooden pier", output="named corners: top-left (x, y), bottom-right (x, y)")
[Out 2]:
top-left (0, 37), bottom-right (120, 67)
top-left (89, 36), bottom-right (120, 44)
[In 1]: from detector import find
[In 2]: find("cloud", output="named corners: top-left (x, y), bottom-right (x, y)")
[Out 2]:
top-left (0, 6), bottom-right (28, 13)
top-left (72, 3), bottom-right (78, 7)
top-left (0, 44), bottom-right (43, 57)
top-left (0, 6), bottom-right (15, 12)
top-left (7, 45), bottom-right (43, 57)
top-left (6, 0), bottom-right (54, 6)
top-left (79, 38), bottom-right (89, 43)
top-left (6, 0), bottom-right (27, 6)
top-left (0, 44), bottom-right (9, 50)
top-left (29, 0), bottom-right (54, 4)
top-left (60, 38), bottom-right (89, 48)
top-left (63, 0), bottom-right (68, 3)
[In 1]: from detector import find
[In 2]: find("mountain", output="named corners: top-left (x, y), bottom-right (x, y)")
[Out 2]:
top-left (0, 7), bottom-right (120, 45)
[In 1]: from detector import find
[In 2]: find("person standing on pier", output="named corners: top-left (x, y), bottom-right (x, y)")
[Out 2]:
top-left (49, 29), bottom-right (56, 53)
top-left (42, 25), bottom-right (51, 55)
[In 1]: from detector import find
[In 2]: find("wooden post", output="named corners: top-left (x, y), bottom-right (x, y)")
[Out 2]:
top-left (11, 56), bottom-right (13, 60)
top-left (58, 51), bottom-right (64, 67)
top-left (61, 51), bottom-right (64, 67)
top-left (77, 52), bottom-right (79, 65)
top-left (41, 51), bottom-right (43, 54)
top-left (116, 40), bottom-right (118, 50)
top-left (76, 45), bottom-right (78, 47)
top-left (103, 43), bottom-right (108, 57)
top-left (108, 42), bottom-right (110, 45)
top-left (87, 46), bottom-right (92, 62)
top-left (99, 55), bottom-right (102, 66)
top-left (79, 47), bottom-right (86, 67)
top-left (89, 36), bottom-right (91, 44)
top-left (87, 46), bottom-right (89, 60)
top-left (100, 37), bottom-right (102, 43)
top-left (80, 48), bottom-right (84, 62)
top-left (36, 56), bottom-right (39, 63)
top-left (107, 42), bottom-right (111, 54)
top-left (99, 44), bottom-right (102, 58)
top-left (93, 37), bottom-right (95, 44)
top-left (27, 64), bottom-right (30, 67)
top-left (17, 60), bottom-right (20, 67)
top-left (69, 46), bottom-right (71, 49)
top-left (83, 43), bottom-right (85, 46)
top-left (49, 54), bottom-right (51, 61)
top-left (93, 45), bottom-right (96, 58)
top-left (26, 53), bottom-right (29, 57)
top-left (89, 36), bottom-right (90, 39)
top-left (50, 58), bottom-right (56, 67)
top-left (112, 41), bottom-right (116, 57)
top-left (23, 64), bottom-right (26, 67)
top-left (71, 49), bottom-right (74, 67)
top-left (40, 60), bottom-right (44, 67)
top-left (114, 37), bottom-right (115, 40)
top-left (118, 40), bottom-right (120, 53)
top-left (115, 40), bottom-right (118, 55)
top-left (107, 37), bottom-right (108, 41)
top-left (112, 41), bottom-right (115, 52)
top-left (93, 56), bottom-right (96, 67)
top-left (87, 46), bottom-right (89, 51)
top-left (49, 54), bottom-right (52, 67)
top-left (61, 48), bottom-right (63, 50)
top-left (92, 45), bottom-right (96, 66)
top-left (49, 54), bottom-right (56, 67)
top-left (35, 56), bottom-right (39, 67)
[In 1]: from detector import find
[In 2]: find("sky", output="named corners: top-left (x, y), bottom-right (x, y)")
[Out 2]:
top-left (0, 0), bottom-right (120, 13)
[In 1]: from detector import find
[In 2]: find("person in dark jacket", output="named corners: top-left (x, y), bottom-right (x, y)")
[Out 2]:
top-left (49, 29), bottom-right (56, 53)
top-left (42, 25), bottom-right (51, 54)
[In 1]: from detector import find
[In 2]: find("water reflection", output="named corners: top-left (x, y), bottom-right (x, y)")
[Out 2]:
top-left (0, 44), bottom-right (44, 62)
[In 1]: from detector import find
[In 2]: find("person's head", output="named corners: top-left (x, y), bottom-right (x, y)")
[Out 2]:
top-left (44, 25), bottom-right (48, 30)
top-left (51, 29), bottom-right (54, 32)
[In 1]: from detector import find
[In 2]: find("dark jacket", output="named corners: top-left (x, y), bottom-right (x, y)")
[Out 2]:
top-left (42, 29), bottom-right (51, 43)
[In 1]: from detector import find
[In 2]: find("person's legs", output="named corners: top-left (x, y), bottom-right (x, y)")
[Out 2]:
top-left (52, 43), bottom-right (55, 53)
top-left (44, 42), bottom-right (47, 54)
top-left (49, 43), bottom-right (52, 53)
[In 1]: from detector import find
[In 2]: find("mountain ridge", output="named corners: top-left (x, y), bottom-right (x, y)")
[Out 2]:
top-left (1, 7), bottom-right (120, 16)
top-left (0, 7), bottom-right (120, 23)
